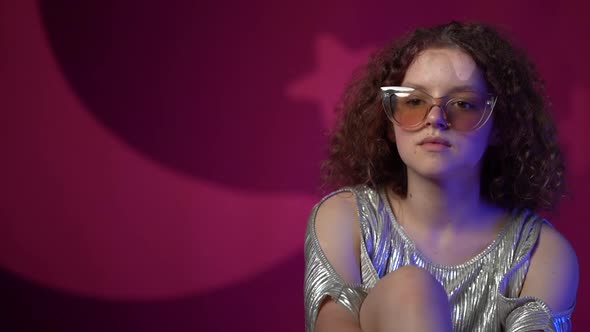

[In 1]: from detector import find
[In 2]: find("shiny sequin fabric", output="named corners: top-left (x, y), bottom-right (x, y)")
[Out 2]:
top-left (304, 185), bottom-right (574, 332)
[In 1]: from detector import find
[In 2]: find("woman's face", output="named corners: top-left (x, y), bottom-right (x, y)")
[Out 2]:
top-left (392, 47), bottom-right (494, 181)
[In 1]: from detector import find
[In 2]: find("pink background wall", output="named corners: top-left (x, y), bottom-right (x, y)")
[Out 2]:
top-left (0, 0), bottom-right (588, 330)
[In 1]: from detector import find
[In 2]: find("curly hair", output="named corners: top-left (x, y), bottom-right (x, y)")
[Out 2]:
top-left (322, 21), bottom-right (566, 212)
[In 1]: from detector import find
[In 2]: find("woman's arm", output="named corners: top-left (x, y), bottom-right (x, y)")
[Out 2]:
top-left (312, 192), bottom-right (363, 332)
top-left (517, 223), bottom-right (579, 331)
top-left (316, 299), bottom-right (364, 332)
top-left (520, 224), bottom-right (578, 311)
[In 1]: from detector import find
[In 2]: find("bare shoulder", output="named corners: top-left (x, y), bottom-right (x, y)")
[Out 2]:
top-left (313, 190), bottom-right (361, 285)
top-left (314, 191), bottom-right (358, 229)
top-left (521, 222), bottom-right (579, 312)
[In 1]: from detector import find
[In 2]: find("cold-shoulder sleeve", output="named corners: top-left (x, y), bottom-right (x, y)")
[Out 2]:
top-left (497, 212), bottom-right (575, 332)
top-left (303, 189), bottom-right (368, 332)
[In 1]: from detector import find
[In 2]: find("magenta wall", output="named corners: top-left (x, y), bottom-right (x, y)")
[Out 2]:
top-left (0, 0), bottom-right (588, 330)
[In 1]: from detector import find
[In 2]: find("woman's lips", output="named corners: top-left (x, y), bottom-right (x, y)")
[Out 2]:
top-left (421, 142), bottom-right (451, 151)
top-left (419, 137), bottom-right (451, 151)
top-left (420, 137), bottom-right (451, 146)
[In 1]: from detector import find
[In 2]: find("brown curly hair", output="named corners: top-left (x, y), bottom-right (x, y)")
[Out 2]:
top-left (322, 21), bottom-right (566, 212)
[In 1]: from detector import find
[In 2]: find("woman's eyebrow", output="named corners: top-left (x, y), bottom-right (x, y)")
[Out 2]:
top-left (403, 83), bottom-right (483, 95)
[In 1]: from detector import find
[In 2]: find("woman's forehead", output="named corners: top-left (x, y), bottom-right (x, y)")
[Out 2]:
top-left (402, 48), bottom-right (487, 94)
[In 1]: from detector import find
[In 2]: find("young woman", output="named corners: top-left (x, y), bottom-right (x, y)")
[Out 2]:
top-left (304, 22), bottom-right (578, 332)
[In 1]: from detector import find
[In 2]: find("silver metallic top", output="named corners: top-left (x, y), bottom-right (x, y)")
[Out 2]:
top-left (304, 185), bottom-right (574, 332)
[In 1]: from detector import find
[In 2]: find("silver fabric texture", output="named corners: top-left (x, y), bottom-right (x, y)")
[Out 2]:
top-left (304, 185), bottom-right (574, 332)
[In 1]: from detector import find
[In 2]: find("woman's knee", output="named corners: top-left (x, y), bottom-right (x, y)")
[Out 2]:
top-left (359, 266), bottom-right (448, 319)
top-left (359, 266), bottom-right (451, 331)
top-left (374, 265), bottom-right (445, 300)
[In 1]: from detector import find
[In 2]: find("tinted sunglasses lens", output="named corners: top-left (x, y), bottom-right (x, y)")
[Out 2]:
top-left (391, 91), bottom-right (430, 127)
top-left (445, 97), bottom-right (489, 131)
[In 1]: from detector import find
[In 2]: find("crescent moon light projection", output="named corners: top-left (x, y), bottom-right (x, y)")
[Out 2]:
top-left (0, 0), bottom-right (318, 299)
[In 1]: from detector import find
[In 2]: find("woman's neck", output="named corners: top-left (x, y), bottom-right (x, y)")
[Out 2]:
top-left (391, 169), bottom-right (499, 233)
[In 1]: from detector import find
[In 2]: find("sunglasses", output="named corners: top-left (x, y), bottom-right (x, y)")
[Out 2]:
top-left (380, 86), bottom-right (497, 132)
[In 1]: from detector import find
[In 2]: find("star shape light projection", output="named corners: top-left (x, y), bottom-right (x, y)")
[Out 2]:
top-left (286, 34), bottom-right (375, 130)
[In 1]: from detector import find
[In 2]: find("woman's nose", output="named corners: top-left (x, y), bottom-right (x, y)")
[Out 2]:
top-left (425, 105), bottom-right (449, 129)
